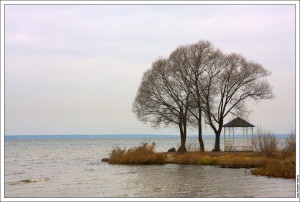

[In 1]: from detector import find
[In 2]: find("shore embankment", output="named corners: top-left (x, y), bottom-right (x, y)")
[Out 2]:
top-left (165, 151), bottom-right (295, 179)
top-left (106, 143), bottom-right (296, 179)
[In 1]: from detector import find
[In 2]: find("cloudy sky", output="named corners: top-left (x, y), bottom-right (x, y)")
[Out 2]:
top-left (4, 3), bottom-right (296, 135)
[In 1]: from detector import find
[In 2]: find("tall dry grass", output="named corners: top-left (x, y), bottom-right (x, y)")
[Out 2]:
top-left (107, 130), bottom-right (296, 179)
top-left (109, 142), bottom-right (166, 164)
top-left (281, 130), bottom-right (296, 158)
top-left (252, 128), bottom-right (279, 157)
top-left (251, 155), bottom-right (295, 179)
top-left (251, 129), bottom-right (296, 178)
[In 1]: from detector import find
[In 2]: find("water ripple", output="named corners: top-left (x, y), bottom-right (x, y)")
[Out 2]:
top-left (7, 177), bottom-right (50, 186)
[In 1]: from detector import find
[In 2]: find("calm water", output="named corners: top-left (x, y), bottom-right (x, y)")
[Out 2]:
top-left (4, 135), bottom-right (296, 198)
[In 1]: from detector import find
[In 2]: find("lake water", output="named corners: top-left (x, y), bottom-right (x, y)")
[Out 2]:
top-left (4, 135), bottom-right (296, 198)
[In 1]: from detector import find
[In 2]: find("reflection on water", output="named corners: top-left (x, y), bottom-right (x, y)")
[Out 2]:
top-left (5, 137), bottom-right (296, 198)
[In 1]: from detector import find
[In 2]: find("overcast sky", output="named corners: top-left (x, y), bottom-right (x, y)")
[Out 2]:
top-left (4, 3), bottom-right (296, 135)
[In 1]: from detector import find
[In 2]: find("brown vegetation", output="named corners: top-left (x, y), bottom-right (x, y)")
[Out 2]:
top-left (109, 142), bottom-right (166, 164)
top-left (251, 130), bottom-right (296, 179)
top-left (281, 131), bottom-right (296, 158)
top-left (107, 132), bottom-right (296, 179)
top-left (173, 152), bottom-right (267, 168)
top-left (251, 155), bottom-right (295, 179)
top-left (252, 128), bottom-right (279, 157)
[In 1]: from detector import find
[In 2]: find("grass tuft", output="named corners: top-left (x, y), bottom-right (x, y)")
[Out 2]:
top-left (109, 142), bottom-right (166, 164)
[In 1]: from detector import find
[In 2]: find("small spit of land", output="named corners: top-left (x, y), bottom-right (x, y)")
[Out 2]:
top-left (107, 138), bottom-right (296, 179)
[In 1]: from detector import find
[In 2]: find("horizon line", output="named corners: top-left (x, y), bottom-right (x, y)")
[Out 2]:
top-left (4, 133), bottom-right (289, 137)
top-left (4, 134), bottom-right (197, 136)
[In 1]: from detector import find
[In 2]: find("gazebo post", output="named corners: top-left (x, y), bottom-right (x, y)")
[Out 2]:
top-left (224, 127), bottom-right (226, 151)
top-left (246, 127), bottom-right (248, 145)
top-left (246, 127), bottom-right (248, 151)
top-left (243, 127), bottom-right (245, 149)
top-left (233, 127), bottom-right (235, 150)
top-left (252, 127), bottom-right (254, 151)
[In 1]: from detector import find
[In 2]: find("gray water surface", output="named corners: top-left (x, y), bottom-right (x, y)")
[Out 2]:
top-left (4, 137), bottom-right (296, 198)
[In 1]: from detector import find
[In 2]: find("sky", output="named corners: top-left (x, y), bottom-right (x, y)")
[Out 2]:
top-left (3, 3), bottom-right (296, 136)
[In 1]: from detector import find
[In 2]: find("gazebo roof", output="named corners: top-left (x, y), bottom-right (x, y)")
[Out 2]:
top-left (223, 117), bottom-right (255, 128)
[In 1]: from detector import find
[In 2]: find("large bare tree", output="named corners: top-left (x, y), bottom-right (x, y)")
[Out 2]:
top-left (133, 40), bottom-right (273, 152)
top-left (202, 53), bottom-right (274, 151)
top-left (132, 58), bottom-right (191, 152)
top-left (167, 41), bottom-right (222, 152)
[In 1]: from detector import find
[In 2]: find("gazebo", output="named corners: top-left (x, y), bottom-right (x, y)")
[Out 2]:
top-left (223, 117), bottom-right (255, 151)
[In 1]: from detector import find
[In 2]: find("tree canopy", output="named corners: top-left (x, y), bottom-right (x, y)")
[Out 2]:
top-left (132, 40), bottom-right (273, 152)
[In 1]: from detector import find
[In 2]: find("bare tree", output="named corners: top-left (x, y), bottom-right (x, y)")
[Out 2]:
top-left (167, 41), bottom-right (222, 152)
top-left (202, 53), bottom-right (274, 151)
top-left (133, 40), bottom-right (273, 153)
top-left (132, 58), bottom-right (191, 152)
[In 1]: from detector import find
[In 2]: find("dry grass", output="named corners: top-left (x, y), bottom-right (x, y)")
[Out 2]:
top-left (174, 152), bottom-right (210, 164)
top-left (219, 156), bottom-right (268, 168)
top-left (109, 142), bottom-right (166, 164)
top-left (108, 132), bottom-right (296, 179)
top-left (251, 155), bottom-right (296, 179)
top-left (174, 152), bottom-right (267, 168)
top-left (251, 130), bottom-right (296, 179)
top-left (173, 151), bottom-right (296, 178)
top-left (252, 128), bottom-right (279, 157)
top-left (281, 130), bottom-right (296, 158)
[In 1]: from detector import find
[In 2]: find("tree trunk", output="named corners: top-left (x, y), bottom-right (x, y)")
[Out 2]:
top-left (213, 131), bottom-right (221, 151)
top-left (178, 124), bottom-right (187, 152)
top-left (198, 118), bottom-right (205, 152)
top-left (178, 135), bottom-right (187, 152)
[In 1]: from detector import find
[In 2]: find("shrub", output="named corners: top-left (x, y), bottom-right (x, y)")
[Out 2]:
top-left (109, 142), bottom-right (166, 164)
top-left (252, 128), bottom-right (278, 157)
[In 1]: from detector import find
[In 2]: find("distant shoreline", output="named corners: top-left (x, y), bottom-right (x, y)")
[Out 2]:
top-left (4, 134), bottom-right (290, 140)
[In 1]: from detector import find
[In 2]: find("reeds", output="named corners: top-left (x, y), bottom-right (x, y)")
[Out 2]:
top-left (252, 128), bottom-right (278, 157)
top-left (281, 130), bottom-right (296, 158)
top-left (251, 129), bottom-right (296, 178)
top-left (109, 142), bottom-right (166, 164)
top-left (251, 155), bottom-right (295, 179)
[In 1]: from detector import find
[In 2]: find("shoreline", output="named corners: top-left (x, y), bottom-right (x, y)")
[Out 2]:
top-left (106, 150), bottom-right (296, 179)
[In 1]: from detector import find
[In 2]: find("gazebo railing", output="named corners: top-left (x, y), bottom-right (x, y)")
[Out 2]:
top-left (243, 140), bottom-right (253, 151)
top-left (224, 140), bottom-right (253, 151)
top-left (224, 141), bottom-right (234, 151)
